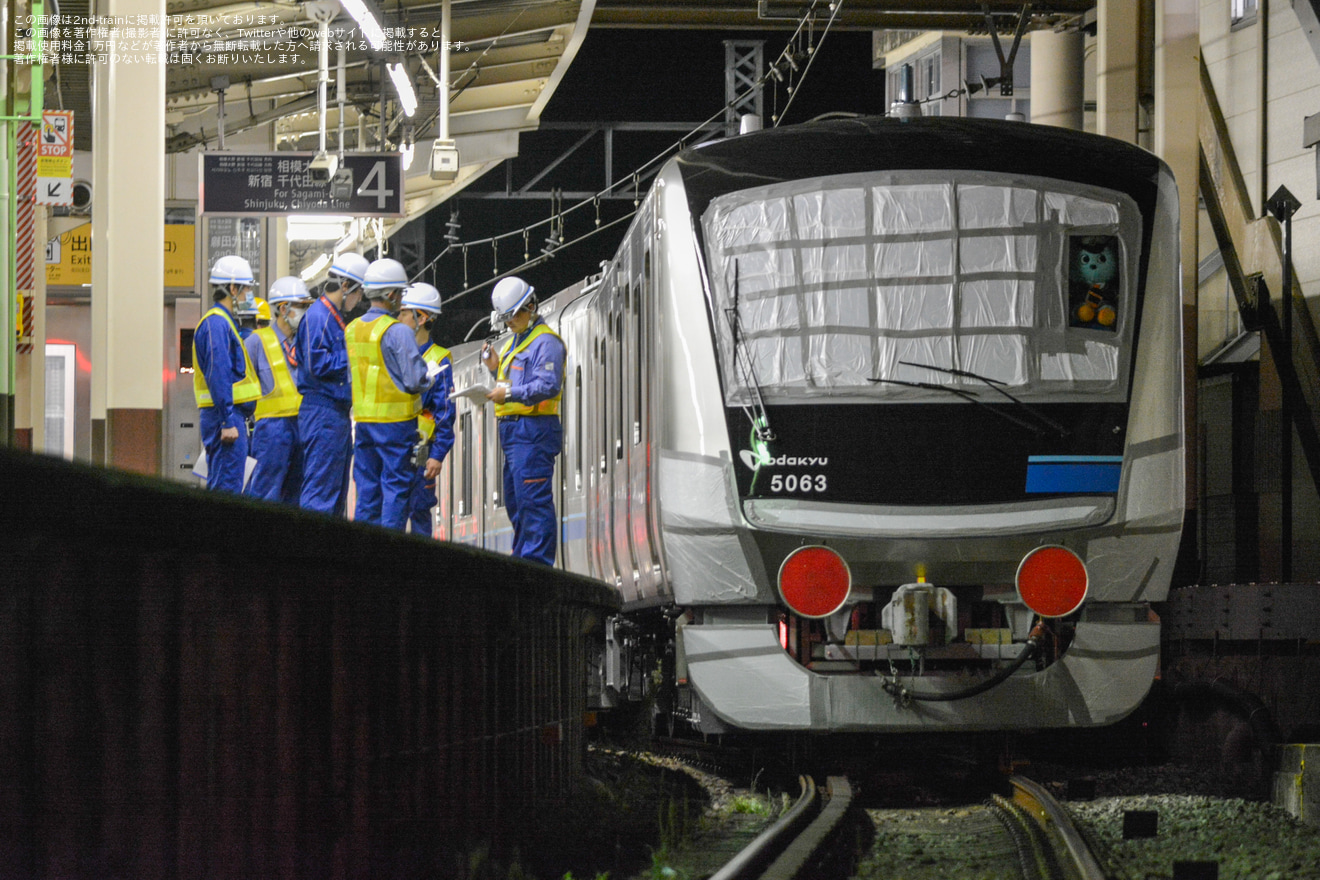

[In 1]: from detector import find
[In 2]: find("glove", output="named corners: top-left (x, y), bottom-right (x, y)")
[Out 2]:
top-left (410, 437), bottom-right (429, 469)
top-left (425, 359), bottom-right (444, 380)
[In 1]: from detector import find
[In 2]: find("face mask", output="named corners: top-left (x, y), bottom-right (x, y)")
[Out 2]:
top-left (287, 305), bottom-right (306, 330)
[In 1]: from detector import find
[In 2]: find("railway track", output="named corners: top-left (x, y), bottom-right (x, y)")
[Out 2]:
top-left (855, 774), bottom-right (1107, 880)
top-left (630, 733), bottom-right (1109, 880)
top-left (708, 775), bottom-right (855, 880)
top-left (1000, 775), bottom-right (1107, 880)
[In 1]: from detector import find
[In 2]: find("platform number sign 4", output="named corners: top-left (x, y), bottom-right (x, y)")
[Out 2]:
top-left (357, 161), bottom-right (395, 210)
top-left (199, 152), bottom-right (404, 217)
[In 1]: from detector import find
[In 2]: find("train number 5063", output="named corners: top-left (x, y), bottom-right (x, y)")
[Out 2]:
top-left (769, 474), bottom-right (827, 493)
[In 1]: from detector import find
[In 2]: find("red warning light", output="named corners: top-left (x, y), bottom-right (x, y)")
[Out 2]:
top-left (778, 546), bottom-right (851, 619)
top-left (1016, 545), bottom-right (1088, 618)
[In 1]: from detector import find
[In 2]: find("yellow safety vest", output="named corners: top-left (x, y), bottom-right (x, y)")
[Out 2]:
top-left (418, 343), bottom-right (452, 441)
top-left (192, 306), bottom-right (261, 408)
top-left (252, 326), bottom-right (302, 420)
top-left (346, 314), bottom-right (421, 423)
top-left (494, 323), bottom-right (563, 418)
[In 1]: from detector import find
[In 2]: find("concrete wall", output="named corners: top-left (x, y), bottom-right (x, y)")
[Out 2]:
top-left (1200, 0), bottom-right (1320, 357)
top-left (0, 447), bottom-right (619, 879)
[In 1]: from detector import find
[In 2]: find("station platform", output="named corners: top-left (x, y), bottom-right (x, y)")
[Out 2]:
top-left (0, 445), bottom-right (618, 878)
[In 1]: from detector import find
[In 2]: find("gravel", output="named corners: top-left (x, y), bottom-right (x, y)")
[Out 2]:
top-left (853, 804), bottom-right (1024, 880)
top-left (1068, 794), bottom-right (1320, 880)
top-left (579, 747), bottom-right (1320, 880)
top-left (1015, 760), bottom-right (1320, 880)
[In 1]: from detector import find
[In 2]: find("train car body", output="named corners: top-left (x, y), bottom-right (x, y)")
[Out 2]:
top-left (437, 116), bottom-right (1184, 734)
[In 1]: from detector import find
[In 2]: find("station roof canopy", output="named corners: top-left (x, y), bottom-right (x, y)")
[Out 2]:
top-left (58, 0), bottom-right (1095, 245)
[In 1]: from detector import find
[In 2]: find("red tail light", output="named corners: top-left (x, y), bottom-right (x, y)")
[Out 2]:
top-left (778, 546), bottom-right (851, 618)
top-left (1016, 545), bottom-right (1088, 618)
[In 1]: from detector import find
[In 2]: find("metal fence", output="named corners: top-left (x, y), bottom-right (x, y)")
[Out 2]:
top-left (0, 447), bottom-right (618, 879)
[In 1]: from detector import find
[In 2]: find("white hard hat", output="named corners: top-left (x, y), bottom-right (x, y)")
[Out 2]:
top-left (329, 252), bottom-right (370, 284)
top-left (491, 276), bottom-right (535, 319)
top-left (210, 254), bottom-right (254, 287)
top-left (362, 258), bottom-right (409, 297)
top-left (267, 275), bottom-right (312, 304)
top-left (401, 282), bottom-right (443, 315)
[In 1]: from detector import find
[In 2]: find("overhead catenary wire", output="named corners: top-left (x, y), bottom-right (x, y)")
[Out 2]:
top-left (413, 0), bottom-right (839, 305)
top-left (448, 208), bottom-right (637, 318)
top-left (774, 0), bottom-right (843, 126)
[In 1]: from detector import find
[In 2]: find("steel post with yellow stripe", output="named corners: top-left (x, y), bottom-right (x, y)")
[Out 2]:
top-left (1, 0), bottom-right (44, 445)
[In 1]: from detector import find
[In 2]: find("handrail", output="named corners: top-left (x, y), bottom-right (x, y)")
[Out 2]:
top-left (1198, 55), bottom-right (1320, 496)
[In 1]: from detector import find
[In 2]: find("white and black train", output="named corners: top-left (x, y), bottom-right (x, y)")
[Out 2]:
top-left (437, 116), bottom-right (1184, 735)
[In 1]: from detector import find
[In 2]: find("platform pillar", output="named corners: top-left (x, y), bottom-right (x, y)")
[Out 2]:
top-left (1154, 0), bottom-right (1200, 516)
top-left (1096, 0), bottom-right (1141, 144)
top-left (1030, 29), bottom-right (1084, 130)
top-left (91, 0), bottom-right (166, 475)
top-left (14, 205), bottom-right (47, 453)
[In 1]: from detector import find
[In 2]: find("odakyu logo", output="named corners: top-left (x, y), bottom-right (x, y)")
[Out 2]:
top-left (739, 449), bottom-right (829, 471)
top-left (739, 448), bottom-right (770, 471)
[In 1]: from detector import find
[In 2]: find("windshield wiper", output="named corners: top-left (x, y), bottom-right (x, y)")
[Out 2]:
top-left (725, 260), bottom-right (775, 443)
top-left (898, 361), bottom-right (1070, 438)
top-left (869, 377), bottom-right (1048, 435)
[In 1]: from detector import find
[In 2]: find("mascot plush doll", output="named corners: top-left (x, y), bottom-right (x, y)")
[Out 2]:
top-left (1072, 240), bottom-right (1118, 329)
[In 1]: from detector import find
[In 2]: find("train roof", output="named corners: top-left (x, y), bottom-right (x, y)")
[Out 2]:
top-left (675, 116), bottom-right (1166, 219)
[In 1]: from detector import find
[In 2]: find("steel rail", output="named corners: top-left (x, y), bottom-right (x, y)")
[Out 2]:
top-left (1009, 775), bottom-right (1108, 880)
top-left (707, 776), bottom-right (820, 880)
top-left (708, 775), bottom-right (855, 880)
top-left (760, 776), bottom-right (854, 880)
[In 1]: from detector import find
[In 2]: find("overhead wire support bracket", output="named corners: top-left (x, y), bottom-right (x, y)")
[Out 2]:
top-left (416, 0), bottom-right (840, 307)
top-left (982, 2), bottom-right (1032, 96)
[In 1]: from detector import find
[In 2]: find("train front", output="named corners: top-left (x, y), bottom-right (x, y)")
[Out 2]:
top-left (654, 118), bottom-right (1184, 733)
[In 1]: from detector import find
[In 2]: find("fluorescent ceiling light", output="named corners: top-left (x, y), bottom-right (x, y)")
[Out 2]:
top-left (388, 62), bottom-right (417, 117)
top-left (300, 253), bottom-right (332, 280)
top-left (288, 215), bottom-right (352, 241)
top-left (339, 0), bottom-right (386, 51)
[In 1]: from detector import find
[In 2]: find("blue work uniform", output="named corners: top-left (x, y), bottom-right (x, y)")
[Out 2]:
top-left (294, 295), bottom-right (353, 516)
top-left (192, 303), bottom-right (259, 494)
top-left (409, 341), bottom-right (456, 536)
top-left (347, 306), bottom-right (434, 531)
top-left (492, 316), bottom-right (566, 566)
top-left (242, 325), bottom-right (304, 505)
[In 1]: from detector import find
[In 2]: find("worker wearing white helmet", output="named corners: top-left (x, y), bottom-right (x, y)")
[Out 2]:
top-left (397, 282), bottom-right (455, 536)
top-left (243, 276), bottom-right (312, 505)
top-left (329, 252), bottom-right (372, 322)
top-left (480, 275), bottom-right (566, 565)
top-left (232, 294), bottom-right (264, 341)
top-left (192, 254), bottom-right (261, 493)
top-left (344, 259), bottom-right (442, 530)
top-left (294, 254), bottom-right (365, 516)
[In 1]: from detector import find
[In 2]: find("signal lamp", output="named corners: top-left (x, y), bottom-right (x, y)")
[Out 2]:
top-left (778, 546), bottom-right (851, 619)
top-left (1016, 545), bottom-right (1088, 618)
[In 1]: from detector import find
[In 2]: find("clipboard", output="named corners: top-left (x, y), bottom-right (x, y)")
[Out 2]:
top-left (448, 383), bottom-right (495, 405)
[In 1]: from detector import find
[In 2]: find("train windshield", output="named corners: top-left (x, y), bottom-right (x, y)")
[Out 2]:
top-left (701, 170), bottom-right (1143, 406)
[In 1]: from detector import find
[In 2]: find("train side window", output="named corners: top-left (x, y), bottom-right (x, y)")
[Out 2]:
top-left (574, 365), bottom-right (583, 491)
top-left (616, 312), bottom-right (625, 460)
top-left (632, 280), bottom-right (642, 445)
top-left (1067, 234), bottom-right (1121, 333)
top-left (599, 335), bottom-right (608, 474)
top-left (459, 411), bottom-right (473, 516)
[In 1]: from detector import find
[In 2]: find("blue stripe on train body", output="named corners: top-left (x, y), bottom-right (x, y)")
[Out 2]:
top-left (1025, 456), bottom-right (1124, 494)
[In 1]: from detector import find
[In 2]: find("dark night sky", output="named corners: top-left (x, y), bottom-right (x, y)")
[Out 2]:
top-left (420, 25), bottom-right (888, 345)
